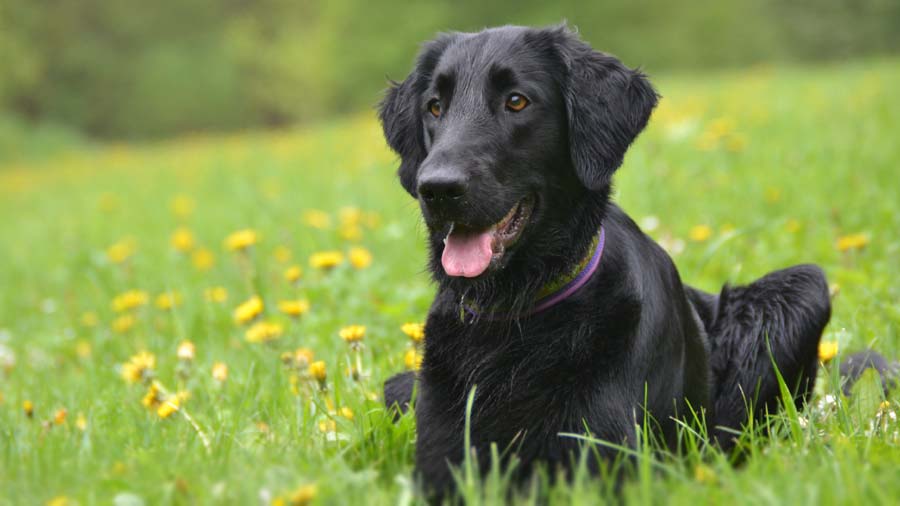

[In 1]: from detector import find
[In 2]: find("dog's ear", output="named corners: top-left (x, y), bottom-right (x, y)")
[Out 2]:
top-left (555, 31), bottom-right (658, 191)
top-left (379, 35), bottom-right (457, 197)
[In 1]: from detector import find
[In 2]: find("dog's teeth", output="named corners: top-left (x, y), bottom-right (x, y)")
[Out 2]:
top-left (443, 222), bottom-right (456, 245)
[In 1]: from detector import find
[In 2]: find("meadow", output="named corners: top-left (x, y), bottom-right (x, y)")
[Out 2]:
top-left (1, 59), bottom-right (899, 505)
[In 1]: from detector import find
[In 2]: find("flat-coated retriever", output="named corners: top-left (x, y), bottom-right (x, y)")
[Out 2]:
top-left (379, 25), bottom-right (832, 498)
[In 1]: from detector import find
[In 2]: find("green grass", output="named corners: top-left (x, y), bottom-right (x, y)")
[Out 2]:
top-left (1, 58), bottom-right (899, 505)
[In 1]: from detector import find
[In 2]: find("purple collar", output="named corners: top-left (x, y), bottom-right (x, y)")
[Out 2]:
top-left (459, 227), bottom-right (606, 323)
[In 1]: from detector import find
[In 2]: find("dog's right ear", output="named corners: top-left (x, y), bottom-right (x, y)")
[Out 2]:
top-left (379, 35), bottom-right (457, 197)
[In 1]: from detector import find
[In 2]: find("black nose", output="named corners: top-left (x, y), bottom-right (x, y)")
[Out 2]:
top-left (417, 173), bottom-right (468, 205)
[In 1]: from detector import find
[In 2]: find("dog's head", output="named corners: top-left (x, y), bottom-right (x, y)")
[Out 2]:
top-left (380, 25), bottom-right (657, 293)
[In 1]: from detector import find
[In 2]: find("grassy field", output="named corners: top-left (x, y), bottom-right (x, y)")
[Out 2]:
top-left (1, 59), bottom-right (899, 505)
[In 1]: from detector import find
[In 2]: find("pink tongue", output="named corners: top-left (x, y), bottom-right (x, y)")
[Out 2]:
top-left (441, 229), bottom-right (493, 278)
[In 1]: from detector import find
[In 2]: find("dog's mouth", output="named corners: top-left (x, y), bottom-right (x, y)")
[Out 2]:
top-left (441, 195), bottom-right (535, 278)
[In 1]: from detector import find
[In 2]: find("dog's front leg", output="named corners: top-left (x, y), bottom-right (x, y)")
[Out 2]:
top-left (384, 371), bottom-right (417, 418)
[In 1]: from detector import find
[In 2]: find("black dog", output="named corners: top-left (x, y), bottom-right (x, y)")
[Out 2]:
top-left (379, 25), bottom-right (831, 497)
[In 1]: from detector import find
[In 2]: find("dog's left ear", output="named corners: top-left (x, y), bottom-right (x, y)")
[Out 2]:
top-left (556, 33), bottom-right (659, 191)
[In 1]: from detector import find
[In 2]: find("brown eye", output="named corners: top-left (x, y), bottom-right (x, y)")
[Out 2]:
top-left (428, 99), bottom-right (442, 118)
top-left (505, 94), bottom-right (529, 112)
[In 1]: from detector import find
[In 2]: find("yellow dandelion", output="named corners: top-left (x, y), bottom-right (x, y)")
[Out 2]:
top-left (819, 341), bottom-right (839, 363)
top-left (170, 227), bottom-right (195, 252)
top-left (204, 286), bottom-right (228, 303)
top-left (309, 361), bottom-right (327, 382)
top-left (225, 229), bottom-right (259, 251)
top-left (157, 397), bottom-right (180, 419)
top-left (212, 362), bottom-right (228, 382)
top-left (155, 291), bottom-right (182, 310)
top-left (284, 265), bottom-right (303, 283)
top-left (339, 206), bottom-right (363, 226)
top-left (112, 289), bottom-right (149, 312)
top-left (75, 340), bottom-right (92, 359)
top-left (273, 245), bottom-right (292, 263)
top-left (318, 419), bottom-right (336, 433)
top-left (693, 463), bottom-right (717, 484)
top-left (142, 382), bottom-right (162, 408)
top-left (287, 484), bottom-right (318, 506)
top-left (339, 407), bottom-right (354, 420)
top-left (302, 209), bottom-right (332, 229)
top-left (192, 248), bottom-right (215, 270)
top-left (245, 321), bottom-right (284, 344)
top-left (340, 224), bottom-right (363, 242)
top-left (75, 413), bottom-right (87, 431)
top-left (347, 247), bottom-right (373, 269)
top-left (80, 311), bottom-right (99, 327)
top-left (170, 194), bottom-right (195, 218)
top-left (688, 225), bottom-right (713, 242)
top-left (401, 322), bottom-right (425, 344)
top-left (836, 233), bottom-right (869, 252)
top-left (111, 314), bottom-right (136, 334)
top-left (106, 238), bottom-right (136, 264)
top-left (53, 408), bottom-right (68, 425)
top-left (121, 351), bottom-right (156, 384)
top-left (404, 348), bottom-right (423, 371)
top-left (233, 295), bottom-right (264, 324)
top-left (23, 400), bottom-right (34, 418)
top-left (309, 251), bottom-right (344, 270)
top-left (45, 496), bottom-right (71, 506)
top-left (279, 299), bottom-right (310, 318)
top-left (177, 340), bottom-right (196, 361)
top-left (294, 348), bottom-right (315, 369)
top-left (339, 325), bottom-right (366, 344)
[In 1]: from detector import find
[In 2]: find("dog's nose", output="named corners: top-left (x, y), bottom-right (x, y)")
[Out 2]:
top-left (417, 172), bottom-right (468, 205)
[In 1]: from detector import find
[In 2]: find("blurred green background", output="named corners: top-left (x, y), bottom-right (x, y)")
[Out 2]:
top-left (1, 0), bottom-right (898, 155)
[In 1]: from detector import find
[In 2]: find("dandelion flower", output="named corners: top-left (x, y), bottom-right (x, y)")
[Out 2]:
top-left (339, 206), bottom-right (363, 226)
top-left (340, 224), bottom-right (363, 242)
top-left (212, 362), bottom-right (228, 383)
top-left (155, 291), bottom-right (182, 310)
top-left (142, 382), bottom-right (163, 409)
top-left (80, 311), bottom-right (99, 327)
top-left (75, 340), bottom-right (92, 359)
top-left (224, 229), bottom-right (259, 251)
top-left (23, 400), bottom-right (34, 418)
top-left (192, 248), bottom-right (215, 270)
top-left (339, 407), bottom-right (354, 420)
top-left (106, 238), bottom-right (136, 264)
top-left (347, 247), bottom-right (372, 269)
top-left (404, 348), bottom-right (423, 371)
top-left (45, 496), bottom-right (72, 506)
top-left (284, 265), bottom-right (303, 283)
top-left (157, 397), bottom-right (181, 419)
top-left (339, 325), bottom-right (366, 344)
top-left (302, 209), bottom-right (331, 229)
top-left (819, 341), bottom-right (839, 363)
top-left (170, 227), bottom-right (195, 252)
top-left (279, 299), bottom-right (310, 318)
top-left (112, 314), bottom-right (136, 334)
top-left (309, 361), bottom-right (327, 384)
top-left (693, 463), bottom-right (717, 484)
top-left (53, 408), bottom-right (68, 425)
top-left (287, 484), bottom-right (317, 506)
top-left (233, 295), bottom-right (264, 324)
top-left (204, 286), bottom-right (228, 303)
top-left (309, 251), bottom-right (344, 270)
top-left (177, 340), bottom-right (196, 361)
top-left (318, 420), bottom-right (336, 433)
top-left (112, 290), bottom-right (149, 312)
top-left (401, 322), bottom-right (425, 344)
top-left (688, 225), bottom-right (713, 242)
top-left (121, 351), bottom-right (156, 384)
top-left (170, 194), bottom-right (195, 218)
top-left (273, 245), bottom-right (292, 263)
top-left (836, 233), bottom-right (869, 252)
top-left (245, 321), bottom-right (284, 344)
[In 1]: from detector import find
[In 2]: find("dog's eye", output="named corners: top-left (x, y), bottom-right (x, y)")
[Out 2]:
top-left (428, 99), bottom-right (442, 118)
top-left (505, 94), bottom-right (529, 112)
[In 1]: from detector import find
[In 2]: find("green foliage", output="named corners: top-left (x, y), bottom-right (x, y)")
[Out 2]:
top-left (1, 0), bottom-right (899, 139)
top-left (1, 59), bottom-right (899, 504)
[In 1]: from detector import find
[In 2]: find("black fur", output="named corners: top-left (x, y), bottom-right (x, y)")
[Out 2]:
top-left (379, 25), bottom-right (832, 499)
